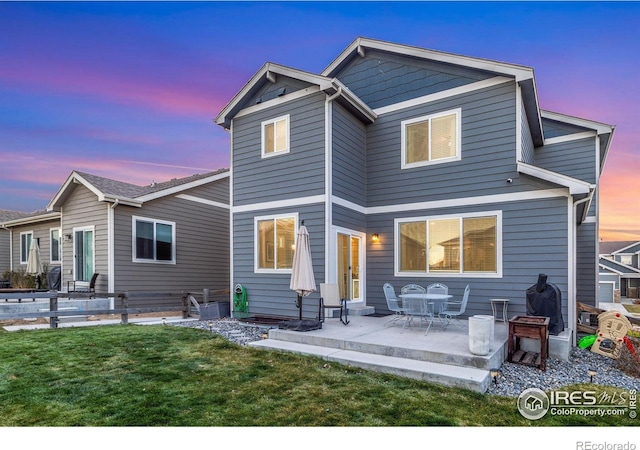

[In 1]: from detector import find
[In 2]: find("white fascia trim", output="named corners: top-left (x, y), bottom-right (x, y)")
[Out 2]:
top-left (323, 38), bottom-right (534, 82)
top-left (235, 86), bottom-right (321, 120)
top-left (374, 77), bottom-right (512, 116)
top-left (216, 63), bottom-right (332, 126)
top-left (330, 79), bottom-right (377, 122)
top-left (541, 110), bottom-right (615, 135)
top-left (582, 216), bottom-right (596, 224)
top-left (362, 189), bottom-right (569, 216)
top-left (332, 196), bottom-right (367, 215)
top-left (1, 212), bottom-right (61, 228)
top-left (613, 242), bottom-right (640, 254)
top-left (101, 195), bottom-right (143, 208)
top-left (232, 195), bottom-right (326, 214)
top-left (175, 194), bottom-right (230, 210)
top-left (543, 131), bottom-right (596, 146)
top-left (517, 162), bottom-right (591, 195)
top-left (516, 84), bottom-right (522, 162)
top-left (135, 171), bottom-right (230, 203)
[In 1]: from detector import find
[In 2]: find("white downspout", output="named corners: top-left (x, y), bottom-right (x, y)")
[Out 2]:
top-left (324, 87), bottom-right (342, 284)
top-left (108, 199), bottom-right (119, 308)
top-left (571, 190), bottom-right (595, 345)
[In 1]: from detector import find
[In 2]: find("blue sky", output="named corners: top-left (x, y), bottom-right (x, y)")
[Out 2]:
top-left (0, 1), bottom-right (638, 239)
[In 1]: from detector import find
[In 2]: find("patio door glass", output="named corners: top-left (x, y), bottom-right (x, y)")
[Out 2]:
top-left (74, 229), bottom-right (94, 282)
top-left (337, 232), bottom-right (361, 301)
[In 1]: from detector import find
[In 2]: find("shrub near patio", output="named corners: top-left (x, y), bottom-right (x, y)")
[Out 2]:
top-left (0, 325), bottom-right (636, 426)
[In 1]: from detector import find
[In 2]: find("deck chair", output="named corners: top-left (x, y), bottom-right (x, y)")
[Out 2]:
top-left (383, 283), bottom-right (410, 327)
top-left (320, 283), bottom-right (349, 325)
top-left (439, 285), bottom-right (470, 330)
top-left (67, 272), bottom-right (99, 298)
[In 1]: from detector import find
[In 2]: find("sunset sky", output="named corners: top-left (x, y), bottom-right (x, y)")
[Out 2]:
top-left (1, 2), bottom-right (638, 241)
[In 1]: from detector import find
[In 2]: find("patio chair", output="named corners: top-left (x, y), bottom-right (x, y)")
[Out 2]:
top-left (427, 283), bottom-right (448, 296)
top-left (320, 283), bottom-right (349, 325)
top-left (67, 272), bottom-right (99, 298)
top-left (400, 284), bottom-right (433, 332)
top-left (383, 283), bottom-right (409, 327)
top-left (439, 284), bottom-right (470, 330)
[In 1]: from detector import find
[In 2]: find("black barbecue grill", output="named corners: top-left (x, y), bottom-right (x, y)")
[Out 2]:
top-left (525, 273), bottom-right (565, 335)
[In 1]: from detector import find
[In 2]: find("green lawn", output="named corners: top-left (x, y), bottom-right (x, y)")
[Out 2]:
top-left (0, 325), bottom-right (636, 426)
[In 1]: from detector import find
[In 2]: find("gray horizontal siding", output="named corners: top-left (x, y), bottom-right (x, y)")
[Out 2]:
top-left (8, 218), bottom-right (62, 271)
top-left (365, 195), bottom-right (570, 323)
top-left (60, 185), bottom-right (109, 293)
top-left (114, 191), bottom-right (230, 296)
top-left (233, 92), bottom-right (326, 206)
top-left (247, 75), bottom-right (314, 106)
top-left (0, 230), bottom-right (9, 275)
top-left (535, 138), bottom-right (597, 184)
top-left (332, 102), bottom-right (367, 205)
top-left (576, 222), bottom-right (597, 306)
top-left (521, 100), bottom-right (534, 164)
top-left (335, 49), bottom-right (496, 109)
top-left (542, 118), bottom-right (590, 139)
top-left (232, 203), bottom-right (325, 318)
top-left (367, 81), bottom-right (519, 206)
top-left (333, 204), bottom-right (367, 234)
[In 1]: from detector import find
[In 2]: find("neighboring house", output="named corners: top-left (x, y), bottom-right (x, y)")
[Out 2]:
top-left (0, 209), bottom-right (60, 277)
top-left (599, 241), bottom-right (640, 301)
top-left (39, 169), bottom-right (230, 296)
top-left (215, 36), bottom-right (615, 335)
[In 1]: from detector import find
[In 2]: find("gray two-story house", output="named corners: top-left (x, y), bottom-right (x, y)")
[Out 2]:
top-left (216, 37), bottom-right (615, 336)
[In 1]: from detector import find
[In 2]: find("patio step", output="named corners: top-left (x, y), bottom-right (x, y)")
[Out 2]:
top-left (249, 339), bottom-right (491, 393)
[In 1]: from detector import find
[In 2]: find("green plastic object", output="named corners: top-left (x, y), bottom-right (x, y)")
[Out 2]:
top-left (578, 334), bottom-right (597, 349)
top-left (233, 284), bottom-right (248, 315)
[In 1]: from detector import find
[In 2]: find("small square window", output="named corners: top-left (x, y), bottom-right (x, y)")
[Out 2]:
top-left (402, 109), bottom-right (461, 169)
top-left (262, 115), bottom-right (290, 158)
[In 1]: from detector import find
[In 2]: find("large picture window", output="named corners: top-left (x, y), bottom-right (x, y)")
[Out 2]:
top-left (255, 214), bottom-right (296, 272)
top-left (261, 115), bottom-right (290, 158)
top-left (401, 109), bottom-right (461, 169)
top-left (133, 217), bottom-right (175, 263)
top-left (396, 212), bottom-right (500, 277)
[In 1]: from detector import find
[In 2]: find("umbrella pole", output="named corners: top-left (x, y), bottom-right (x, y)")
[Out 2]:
top-left (298, 294), bottom-right (302, 320)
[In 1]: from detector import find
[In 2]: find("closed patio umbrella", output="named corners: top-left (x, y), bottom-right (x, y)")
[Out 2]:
top-left (290, 223), bottom-right (316, 320)
top-left (26, 239), bottom-right (43, 288)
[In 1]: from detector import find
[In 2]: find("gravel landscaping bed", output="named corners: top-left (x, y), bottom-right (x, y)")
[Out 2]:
top-left (173, 318), bottom-right (639, 398)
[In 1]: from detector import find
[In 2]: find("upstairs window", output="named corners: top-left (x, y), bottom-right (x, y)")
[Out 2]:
top-left (401, 109), bottom-right (461, 169)
top-left (261, 115), bottom-right (290, 158)
top-left (133, 216), bottom-right (175, 263)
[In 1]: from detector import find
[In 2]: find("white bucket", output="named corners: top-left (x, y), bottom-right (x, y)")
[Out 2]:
top-left (469, 315), bottom-right (493, 355)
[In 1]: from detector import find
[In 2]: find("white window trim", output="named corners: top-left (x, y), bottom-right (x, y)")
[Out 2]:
top-left (254, 212), bottom-right (298, 274)
top-left (73, 226), bottom-right (95, 282)
top-left (401, 108), bottom-right (462, 169)
top-left (261, 114), bottom-right (290, 158)
top-left (132, 216), bottom-right (176, 264)
top-left (394, 210), bottom-right (502, 278)
top-left (50, 227), bottom-right (62, 263)
top-left (19, 231), bottom-right (33, 264)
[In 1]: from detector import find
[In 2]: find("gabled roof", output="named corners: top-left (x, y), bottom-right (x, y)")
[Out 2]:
top-left (600, 241), bottom-right (639, 256)
top-left (541, 110), bottom-right (616, 174)
top-left (0, 209), bottom-right (61, 228)
top-left (47, 169), bottom-right (229, 211)
top-left (612, 241), bottom-right (640, 255)
top-left (215, 61), bottom-right (376, 129)
top-left (599, 257), bottom-right (640, 277)
top-left (322, 37), bottom-right (544, 146)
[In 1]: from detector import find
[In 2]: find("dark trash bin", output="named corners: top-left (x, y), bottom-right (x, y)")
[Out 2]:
top-left (199, 302), bottom-right (231, 320)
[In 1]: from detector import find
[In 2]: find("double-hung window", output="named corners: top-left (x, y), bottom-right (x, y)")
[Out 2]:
top-left (20, 232), bottom-right (33, 264)
top-left (255, 214), bottom-right (296, 272)
top-left (401, 109), bottom-right (461, 169)
top-left (133, 216), bottom-right (175, 263)
top-left (261, 115), bottom-right (290, 158)
top-left (396, 212), bottom-right (501, 277)
top-left (50, 228), bottom-right (61, 263)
